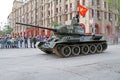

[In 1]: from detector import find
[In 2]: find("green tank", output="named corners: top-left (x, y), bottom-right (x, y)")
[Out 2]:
top-left (16, 17), bottom-right (107, 57)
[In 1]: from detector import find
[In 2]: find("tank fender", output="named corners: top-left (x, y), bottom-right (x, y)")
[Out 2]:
top-left (92, 35), bottom-right (102, 40)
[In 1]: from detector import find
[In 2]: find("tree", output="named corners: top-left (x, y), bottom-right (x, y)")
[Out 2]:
top-left (0, 25), bottom-right (13, 36)
top-left (50, 21), bottom-right (61, 27)
top-left (5, 25), bottom-right (13, 34)
top-left (0, 30), bottom-right (4, 36)
top-left (117, 0), bottom-right (120, 27)
top-left (107, 0), bottom-right (120, 29)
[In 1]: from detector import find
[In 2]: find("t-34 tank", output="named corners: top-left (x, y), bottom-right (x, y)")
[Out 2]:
top-left (16, 17), bottom-right (107, 57)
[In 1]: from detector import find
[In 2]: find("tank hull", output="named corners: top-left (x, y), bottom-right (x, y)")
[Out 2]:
top-left (38, 40), bottom-right (107, 57)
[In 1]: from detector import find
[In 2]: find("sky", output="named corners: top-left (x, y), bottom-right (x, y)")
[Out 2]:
top-left (0, 0), bottom-right (13, 28)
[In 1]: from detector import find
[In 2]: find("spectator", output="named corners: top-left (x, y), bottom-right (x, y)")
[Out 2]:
top-left (32, 36), bottom-right (37, 48)
top-left (19, 37), bottom-right (23, 48)
top-left (29, 36), bottom-right (33, 48)
top-left (14, 37), bottom-right (19, 48)
top-left (24, 36), bottom-right (28, 48)
top-left (6, 37), bottom-right (12, 48)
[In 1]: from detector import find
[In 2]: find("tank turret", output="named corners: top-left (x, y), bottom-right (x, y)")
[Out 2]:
top-left (16, 18), bottom-right (85, 36)
top-left (16, 17), bottom-right (107, 57)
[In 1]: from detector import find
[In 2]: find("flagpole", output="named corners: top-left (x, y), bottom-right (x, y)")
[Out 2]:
top-left (92, 0), bottom-right (97, 35)
top-left (76, 1), bottom-right (88, 26)
top-left (78, 1), bottom-right (80, 24)
top-left (76, 1), bottom-right (80, 24)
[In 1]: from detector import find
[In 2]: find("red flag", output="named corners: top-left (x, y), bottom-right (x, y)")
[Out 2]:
top-left (78, 4), bottom-right (88, 17)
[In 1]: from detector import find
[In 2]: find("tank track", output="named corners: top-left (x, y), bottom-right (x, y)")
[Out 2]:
top-left (37, 42), bottom-right (53, 54)
top-left (53, 41), bottom-right (107, 57)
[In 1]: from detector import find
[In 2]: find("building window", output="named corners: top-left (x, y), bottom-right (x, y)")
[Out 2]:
top-left (65, 5), bottom-right (68, 13)
top-left (48, 11), bottom-right (50, 17)
top-left (56, 0), bottom-right (58, 5)
top-left (97, 11), bottom-right (100, 20)
top-left (70, 3), bottom-right (72, 8)
top-left (56, 8), bottom-right (58, 14)
top-left (104, 12), bottom-right (107, 20)
top-left (92, 0), bottom-right (94, 6)
top-left (41, 13), bottom-right (43, 18)
top-left (31, 17), bottom-right (33, 23)
top-left (41, 0), bottom-right (43, 4)
top-left (41, 21), bottom-right (43, 25)
top-left (70, 13), bottom-right (72, 20)
top-left (104, 1), bottom-right (107, 8)
top-left (65, 14), bottom-right (68, 21)
top-left (41, 6), bottom-right (43, 10)
top-left (92, 9), bottom-right (94, 17)
top-left (60, 16), bottom-right (61, 22)
top-left (47, 19), bottom-right (50, 25)
top-left (97, 0), bottom-right (100, 5)
top-left (51, 10), bottom-right (53, 16)
top-left (35, 14), bottom-right (38, 24)
top-left (82, 0), bottom-right (85, 5)
top-left (109, 13), bottom-right (111, 21)
top-left (48, 3), bottom-right (50, 8)
top-left (70, 3), bottom-right (72, 12)
top-left (66, 5), bottom-right (68, 9)
top-left (59, 0), bottom-right (61, 3)
top-left (51, 2), bottom-right (53, 7)
top-left (59, 7), bottom-right (61, 12)
top-left (56, 17), bottom-right (58, 22)
top-left (115, 14), bottom-right (117, 21)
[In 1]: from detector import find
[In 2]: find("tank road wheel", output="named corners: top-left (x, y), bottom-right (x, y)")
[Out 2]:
top-left (89, 44), bottom-right (97, 54)
top-left (53, 44), bottom-right (63, 57)
top-left (96, 44), bottom-right (103, 53)
top-left (56, 44), bottom-right (63, 52)
top-left (61, 45), bottom-right (71, 57)
top-left (81, 44), bottom-right (90, 55)
top-left (102, 43), bottom-right (107, 51)
top-left (45, 50), bottom-right (52, 54)
top-left (72, 46), bottom-right (80, 56)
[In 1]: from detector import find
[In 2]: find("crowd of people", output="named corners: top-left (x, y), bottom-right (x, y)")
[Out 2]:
top-left (0, 35), bottom-right (47, 49)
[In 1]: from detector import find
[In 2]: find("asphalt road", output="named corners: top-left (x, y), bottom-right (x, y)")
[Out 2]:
top-left (0, 45), bottom-right (120, 80)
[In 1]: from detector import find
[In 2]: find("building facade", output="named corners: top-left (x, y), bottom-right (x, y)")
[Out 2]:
top-left (8, 0), bottom-right (118, 41)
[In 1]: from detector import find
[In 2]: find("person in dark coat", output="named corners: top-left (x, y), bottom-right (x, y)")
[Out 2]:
top-left (29, 36), bottom-right (33, 48)
top-left (32, 36), bottom-right (37, 48)
top-left (24, 36), bottom-right (28, 48)
top-left (20, 37), bottom-right (23, 48)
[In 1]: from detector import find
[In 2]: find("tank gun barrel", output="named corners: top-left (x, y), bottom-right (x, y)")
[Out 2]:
top-left (16, 22), bottom-right (57, 32)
